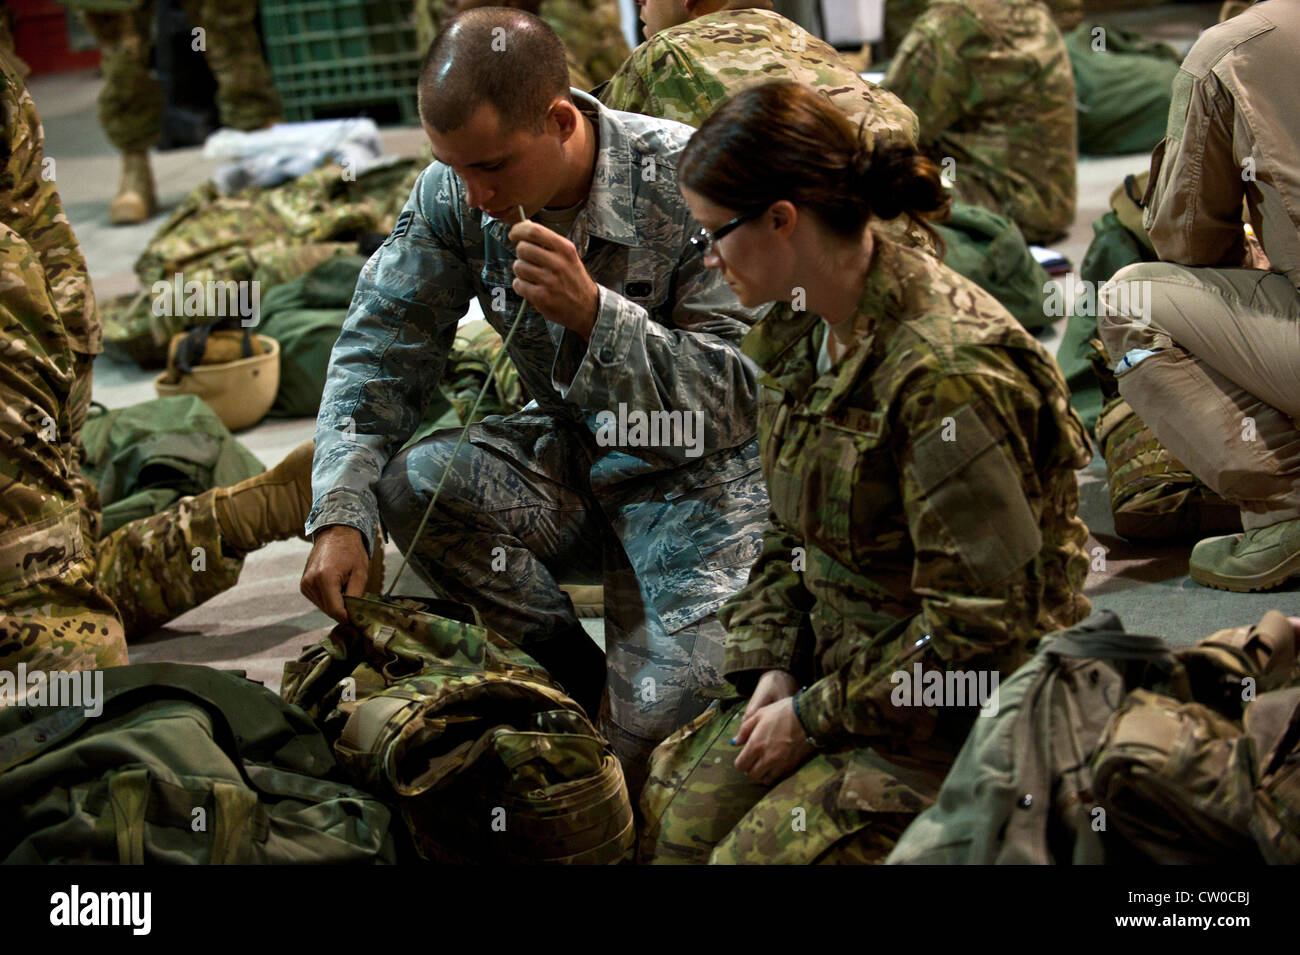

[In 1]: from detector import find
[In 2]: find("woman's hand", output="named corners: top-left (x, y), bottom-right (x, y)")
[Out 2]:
top-left (733, 697), bottom-right (816, 786)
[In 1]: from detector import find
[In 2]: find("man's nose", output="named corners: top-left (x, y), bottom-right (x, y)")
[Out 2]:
top-left (462, 175), bottom-right (493, 210)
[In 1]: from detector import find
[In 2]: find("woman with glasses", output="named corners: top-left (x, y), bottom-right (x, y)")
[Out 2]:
top-left (639, 81), bottom-right (1094, 864)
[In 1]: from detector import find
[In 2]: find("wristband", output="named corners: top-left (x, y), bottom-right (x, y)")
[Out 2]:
top-left (791, 687), bottom-right (820, 749)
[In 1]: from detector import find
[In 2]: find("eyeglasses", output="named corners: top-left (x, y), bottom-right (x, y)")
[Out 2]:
top-left (689, 209), bottom-right (763, 256)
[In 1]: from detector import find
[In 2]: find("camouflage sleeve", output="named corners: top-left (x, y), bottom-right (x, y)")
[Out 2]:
top-left (598, 41), bottom-right (717, 128)
top-left (306, 165), bottom-right (471, 549)
top-left (881, 3), bottom-right (981, 146)
top-left (598, 46), bottom-right (658, 117)
top-left (797, 366), bottom-right (1053, 748)
top-left (0, 52), bottom-right (98, 355)
top-left (716, 513), bottom-right (816, 681)
top-left (553, 243), bottom-right (762, 468)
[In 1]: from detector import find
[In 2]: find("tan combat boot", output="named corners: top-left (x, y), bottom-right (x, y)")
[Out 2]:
top-left (108, 150), bottom-right (158, 225)
top-left (213, 440), bottom-right (315, 555)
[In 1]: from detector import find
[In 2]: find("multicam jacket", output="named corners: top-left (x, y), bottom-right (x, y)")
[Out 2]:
top-left (309, 90), bottom-right (769, 634)
top-left (718, 235), bottom-right (1093, 751)
top-left (599, 8), bottom-right (918, 151)
top-left (883, 0), bottom-right (1077, 244)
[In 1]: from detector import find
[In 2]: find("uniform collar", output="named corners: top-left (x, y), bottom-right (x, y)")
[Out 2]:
top-left (571, 88), bottom-right (638, 248)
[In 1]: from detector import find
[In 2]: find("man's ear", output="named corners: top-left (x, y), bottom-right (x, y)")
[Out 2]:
top-left (547, 97), bottom-right (580, 141)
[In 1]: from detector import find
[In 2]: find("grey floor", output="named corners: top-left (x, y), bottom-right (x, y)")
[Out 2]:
top-left (27, 1), bottom-right (1296, 691)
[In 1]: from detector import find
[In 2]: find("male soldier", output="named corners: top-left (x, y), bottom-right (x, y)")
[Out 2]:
top-left (0, 47), bottom-right (314, 673)
top-left (62, 0), bottom-right (282, 224)
top-left (413, 0), bottom-right (630, 90)
top-left (1099, 0), bottom-right (1300, 592)
top-left (882, 0), bottom-right (1077, 244)
top-left (300, 9), bottom-right (767, 794)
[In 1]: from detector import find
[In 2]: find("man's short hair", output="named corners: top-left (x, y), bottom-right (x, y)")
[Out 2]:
top-left (418, 8), bottom-right (571, 134)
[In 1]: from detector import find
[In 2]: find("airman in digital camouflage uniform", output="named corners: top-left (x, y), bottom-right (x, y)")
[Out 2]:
top-left (300, 10), bottom-right (768, 796)
top-left (414, 0), bottom-right (630, 90)
top-left (640, 82), bottom-right (1092, 863)
top-left (61, 0), bottom-right (282, 224)
top-left (600, 2), bottom-right (934, 254)
top-left (0, 49), bottom-right (312, 674)
top-left (882, 0), bottom-right (1077, 244)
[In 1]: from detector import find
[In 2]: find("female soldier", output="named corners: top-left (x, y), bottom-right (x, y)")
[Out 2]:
top-left (639, 81), bottom-right (1094, 864)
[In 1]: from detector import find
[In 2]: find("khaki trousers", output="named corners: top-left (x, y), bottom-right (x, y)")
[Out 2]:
top-left (1098, 262), bottom-right (1300, 529)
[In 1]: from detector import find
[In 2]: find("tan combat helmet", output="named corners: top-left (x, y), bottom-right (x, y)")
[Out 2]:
top-left (155, 328), bottom-right (280, 432)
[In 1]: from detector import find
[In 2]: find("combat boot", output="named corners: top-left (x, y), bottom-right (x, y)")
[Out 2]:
top-left (108, 150), bottom-right (158, 226)
top-left (214, 440), bottom-right (314, 555)
top-left (1189, 517), bottom-right (1300, 592)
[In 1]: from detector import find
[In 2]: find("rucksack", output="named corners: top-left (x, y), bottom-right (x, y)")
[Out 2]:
top-left (886, 609), bottom-right (1298, 864)
top-left (1095, 394), bottom-right (1241, 542)
top-left (0, 663), bottom-right (397, 864)
top-left (80, 395), bottom-right (265, 535)
top-left (281, 594), bottom-right (636, 864)
top-left (1092, 617), bottom-right (1300, 863)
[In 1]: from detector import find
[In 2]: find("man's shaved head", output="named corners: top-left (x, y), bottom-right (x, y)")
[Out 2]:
top-left (418, 8), bottom-right (570, 134)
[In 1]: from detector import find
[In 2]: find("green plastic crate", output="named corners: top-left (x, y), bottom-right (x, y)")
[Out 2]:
top-left (260, 0), bottom-right (422, 125)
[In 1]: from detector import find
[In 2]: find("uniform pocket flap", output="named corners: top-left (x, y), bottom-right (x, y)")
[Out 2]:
top-left (837, 748), bottom-right (940, 814)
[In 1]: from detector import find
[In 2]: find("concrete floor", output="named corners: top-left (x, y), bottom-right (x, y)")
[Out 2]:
top-left (25, 1), bottom-right (1296, 690)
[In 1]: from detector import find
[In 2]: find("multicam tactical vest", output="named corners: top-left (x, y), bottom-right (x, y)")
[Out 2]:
top-left (282, 594), bottom-right (635, 864)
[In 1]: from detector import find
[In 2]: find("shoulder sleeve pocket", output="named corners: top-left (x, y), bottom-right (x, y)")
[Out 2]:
top-left (910, 403), bottom-right (1042, 589)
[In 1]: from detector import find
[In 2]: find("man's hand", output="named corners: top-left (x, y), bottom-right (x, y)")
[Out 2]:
top-left (737, 669), bottom-right (799, 742)
top-left (300, 525), bottom-right (370, 623)
top-left (733, 697), bottom-right (816, 786)
top-left (508, 220), bottom-right (600, 340)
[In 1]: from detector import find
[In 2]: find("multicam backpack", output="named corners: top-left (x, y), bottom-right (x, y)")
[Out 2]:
top-left (1095, 394), bottom-right (1242, 542)
top-left (281, 594), bottom-right (635, 864)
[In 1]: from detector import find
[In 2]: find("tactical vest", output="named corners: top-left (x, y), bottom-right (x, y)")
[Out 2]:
top-left (282, 595), bottom-right (635, 864)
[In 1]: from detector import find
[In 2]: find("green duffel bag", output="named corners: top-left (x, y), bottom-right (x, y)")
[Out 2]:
top-left (935, 202), bottom-right (1052, 332)
top-left (1066, 23), bottom-right (1181, 156)
top-left (0, 663), bottom-right (398, 864)
top-left (282, 594), bottom-right (636, 865)
top-left (80, 394), bottom-right (265, 535)
top-left (257, 253), bottom-right (365, 419)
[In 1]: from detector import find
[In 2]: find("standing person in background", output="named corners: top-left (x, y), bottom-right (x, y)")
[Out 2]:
top-left (882, 0), bottom-right (1076, 244)
top-left (60, 0), bottom-right (282, 224)
top-left (640, 82), bottom-right (1093, 863)
top-left (1099, 0), bottom-right (1300, 593)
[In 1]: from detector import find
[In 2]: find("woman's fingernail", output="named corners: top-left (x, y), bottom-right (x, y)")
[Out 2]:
top-left (729, 738), bottom-right (737, 746)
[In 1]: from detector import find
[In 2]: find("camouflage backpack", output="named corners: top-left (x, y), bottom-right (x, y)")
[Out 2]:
top-left (281, 594), bottom-right (635, 864)
top-left (886, 609), bottom-right (1298, 864)
top-left (1092, 613), bottom-right (1300, 863)
top-left (1096, 394), bottom-right (1242, 542)
top-left (0, 663), bottom-right (397, 864)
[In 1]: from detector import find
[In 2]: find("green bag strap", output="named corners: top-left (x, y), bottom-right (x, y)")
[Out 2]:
top-left (108, 769), bottom-right (150, 865)
top-left (210, 782), bottom-right (260, 865)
